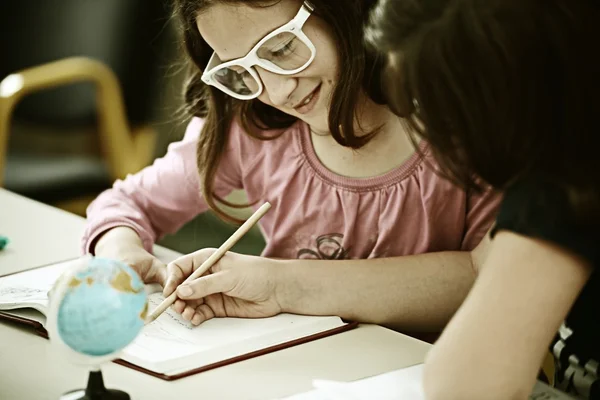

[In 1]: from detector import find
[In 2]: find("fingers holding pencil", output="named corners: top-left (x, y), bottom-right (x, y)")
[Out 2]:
top-left (159, 249), bottom-right (285, 325)
top-left (162, 249), bottom-right (219, 317)
top-left (162, 249), bottom-right (217, 300)
top-left (146, 202), bottom-right (271, 323)
top-left (152, 248), bottom-right (232, 324)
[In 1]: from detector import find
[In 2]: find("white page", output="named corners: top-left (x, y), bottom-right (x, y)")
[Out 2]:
top-left (279, 363), bottom-right (577, 400)
top-left (313, 364), bottom-right (425, 400)
top-left (274, 389), bottom-right (333, 400)
top-left (0, 246), bottom-right (179, 313)
top-left (0, 251), bottom-right (174, 314)
top-left (274, 364), bottom-right (424, 400)
top-left (122, 293), bottom-right (344, 374)
top-left (0, 260), bottom-right (73, 313)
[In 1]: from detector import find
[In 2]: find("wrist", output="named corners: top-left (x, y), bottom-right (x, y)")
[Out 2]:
top-left (270, 259), bottom-right (299, 314)
top-left (93, 226), bottom-right (142, 255)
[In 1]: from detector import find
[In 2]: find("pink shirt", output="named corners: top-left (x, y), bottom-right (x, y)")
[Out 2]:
top-left (82, 117), bottom-right (500, 259)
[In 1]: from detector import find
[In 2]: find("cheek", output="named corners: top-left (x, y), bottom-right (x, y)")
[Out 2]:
top-left (257, 93), bottom-right (273, 107)
top-left (316, 46), bottom-right (339, 79)
top-left (302, 47), bottom-right (339, 87)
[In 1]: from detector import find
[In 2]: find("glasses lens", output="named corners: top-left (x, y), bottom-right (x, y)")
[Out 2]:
top-left (257, 32), bottom-right (312, 70)
top-left (213, 66), bottom-right (260, 96)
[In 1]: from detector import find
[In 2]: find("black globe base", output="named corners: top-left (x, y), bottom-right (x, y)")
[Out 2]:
top-left (60, 370), bottom-right (130, 400)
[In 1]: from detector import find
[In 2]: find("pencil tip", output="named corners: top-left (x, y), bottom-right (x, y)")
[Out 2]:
top-left (144, 314), bottom-right (156, 325)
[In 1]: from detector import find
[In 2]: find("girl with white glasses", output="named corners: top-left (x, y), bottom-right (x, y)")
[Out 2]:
top-left (83, 0), bottom-right (500, 335)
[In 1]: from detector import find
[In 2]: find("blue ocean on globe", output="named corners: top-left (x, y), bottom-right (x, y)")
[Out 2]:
top-left (56, 257), bottom-right (148, 357)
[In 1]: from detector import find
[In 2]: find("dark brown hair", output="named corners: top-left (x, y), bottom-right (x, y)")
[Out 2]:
top-left (172, 0), bottom-right (385, 223)
top-left (366, 0), bottom-right (600, 217)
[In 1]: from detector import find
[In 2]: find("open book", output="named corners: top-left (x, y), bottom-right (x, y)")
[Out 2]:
top-left (0, 259), bottom-right (356, 381)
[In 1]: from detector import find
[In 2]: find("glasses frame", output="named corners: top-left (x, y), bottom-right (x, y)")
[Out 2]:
top-left (200, 1), bottom-right (316, 100)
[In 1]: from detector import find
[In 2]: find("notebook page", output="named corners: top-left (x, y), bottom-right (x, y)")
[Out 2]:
top-left (0, 252), bottom-right (174, 314)
top-left (0, 261), bottom-right (72, 313)
top-left (122, 293), bottom-right (345, 375)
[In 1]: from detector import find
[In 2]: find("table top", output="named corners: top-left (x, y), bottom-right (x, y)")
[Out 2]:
top-left (0, 322), bottom-right (429, 400)
top-left (0, 189), bottom-right (431, 400)
top-left (0, 189), bottom-right (85, 275)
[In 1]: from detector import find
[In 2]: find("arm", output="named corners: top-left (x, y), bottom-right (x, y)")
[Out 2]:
top-left (422, 231), bottom-right (592, 400)
top-left (275, 241), bottom-right (485, 332)
top-left (270, 189), bottom-right (497, 331)
top-left (82, 117), bottom-right (241, 254)
top-left (170, 234), bottom-right (492, 331)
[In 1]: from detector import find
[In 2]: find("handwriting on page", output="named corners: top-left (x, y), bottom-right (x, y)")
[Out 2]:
top-left (0, 262), bottom-right (67, 294)
top-left (0, 287), bottom-right (47, 302)
top-left (124, 293), bottom-right (340, 369)
top-left (123, 294), bottom-right (204, 362)
top-left (140, 295), bottom-right (195, 340)
top-left (0, 262), bottom-right (69, 308)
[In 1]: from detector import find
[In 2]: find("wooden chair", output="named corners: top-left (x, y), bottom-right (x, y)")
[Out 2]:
top-left (0, 57), bottom-right (157, 215)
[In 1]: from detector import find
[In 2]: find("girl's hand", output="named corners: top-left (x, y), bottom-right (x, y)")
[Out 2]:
top-left (94, 227), bottom-right (168, 287)
top-left (163, 249), bottom-right (283, 325)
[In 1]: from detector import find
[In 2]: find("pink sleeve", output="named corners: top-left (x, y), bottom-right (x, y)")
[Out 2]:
top-left (81, 117), bottom-right (243, 254)
top-left (461, 186), bottom-right (502, 250)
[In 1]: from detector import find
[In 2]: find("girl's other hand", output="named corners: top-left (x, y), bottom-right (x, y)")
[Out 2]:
top-left (93, 227), bottom-right (168, 287)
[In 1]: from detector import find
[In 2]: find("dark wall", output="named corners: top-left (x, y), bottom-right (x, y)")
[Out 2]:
top-left (0, 1), bottom-right (174, 127)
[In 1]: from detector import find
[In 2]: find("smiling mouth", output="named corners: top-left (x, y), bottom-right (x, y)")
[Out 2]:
top-left (293, 83), bottom-right (322, 114)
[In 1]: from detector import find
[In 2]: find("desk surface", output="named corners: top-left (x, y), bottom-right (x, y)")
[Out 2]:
top-left (0, 189), bottom-right (431, 400)
top-left (0, 322), bottom-right (429, 400)
top-left (0, 189), bottom-right (85, 275)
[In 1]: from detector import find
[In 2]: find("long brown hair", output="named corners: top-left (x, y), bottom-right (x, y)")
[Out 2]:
top-left (366, 0), bottom-right (600, 220)
top-left (172, 0), bottom-right (385, 223)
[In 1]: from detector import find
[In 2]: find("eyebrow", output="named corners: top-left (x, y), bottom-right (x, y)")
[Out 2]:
top-left (217, 34), bottom-right (265, 63)
top-left (215, 10), bottom-right (293, 63)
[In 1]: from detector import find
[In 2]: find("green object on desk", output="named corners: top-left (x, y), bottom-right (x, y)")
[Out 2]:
top-left (0, 235), bottom-right (8, 250)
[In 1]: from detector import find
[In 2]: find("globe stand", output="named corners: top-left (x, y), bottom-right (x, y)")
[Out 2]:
top-left (59, 369), bottom-right (130, 400)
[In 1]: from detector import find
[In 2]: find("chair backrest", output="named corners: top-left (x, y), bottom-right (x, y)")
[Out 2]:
top-left (0, 0), bottom-right (173, 127)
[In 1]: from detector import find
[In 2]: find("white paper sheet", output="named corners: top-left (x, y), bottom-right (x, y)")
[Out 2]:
top-left (277, 363), bottom-right (577, 400)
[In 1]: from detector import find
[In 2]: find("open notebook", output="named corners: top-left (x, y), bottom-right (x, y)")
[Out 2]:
top-left (0, 259), bottom-right (356, 381)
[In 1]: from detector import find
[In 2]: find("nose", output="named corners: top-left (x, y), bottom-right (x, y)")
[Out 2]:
top-left (256, 67), bottom-right (297, 107)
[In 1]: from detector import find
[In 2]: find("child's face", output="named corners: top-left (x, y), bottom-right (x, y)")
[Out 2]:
top-left (197, 0), bottom-right (339, 134)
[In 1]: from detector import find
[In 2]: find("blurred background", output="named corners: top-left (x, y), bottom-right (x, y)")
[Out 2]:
top-left (0, 0), bottom-right (265, 256)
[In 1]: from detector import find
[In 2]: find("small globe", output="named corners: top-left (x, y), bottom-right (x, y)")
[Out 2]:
top-left (47, 256), bottom-right (148, 361)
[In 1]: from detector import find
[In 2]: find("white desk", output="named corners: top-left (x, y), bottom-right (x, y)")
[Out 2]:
top-left (0, 189), bottom-right (431, 400)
